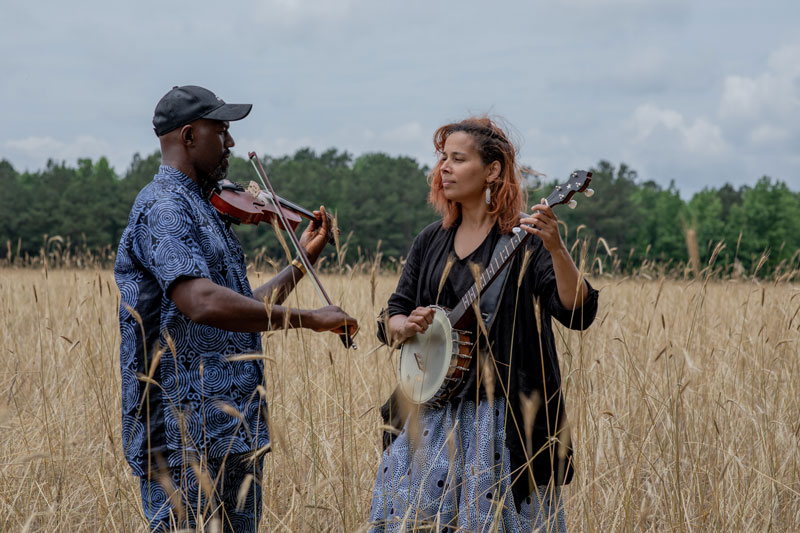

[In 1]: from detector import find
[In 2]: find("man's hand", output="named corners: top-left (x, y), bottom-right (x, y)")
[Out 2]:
top-left (307, 304), bottom-right (358, 334)
top-left (299, 205), bottom-right (334, 264)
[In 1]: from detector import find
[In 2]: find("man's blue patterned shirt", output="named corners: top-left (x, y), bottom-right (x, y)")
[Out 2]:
top-left (115, 165), bottom-right (268, 477)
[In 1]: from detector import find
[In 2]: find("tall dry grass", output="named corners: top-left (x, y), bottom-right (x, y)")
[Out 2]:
top-left (0, 266), bottom-right (798, 531)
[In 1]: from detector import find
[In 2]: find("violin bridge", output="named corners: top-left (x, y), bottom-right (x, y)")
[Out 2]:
top-left (247, 181), bottom-right (262, 199)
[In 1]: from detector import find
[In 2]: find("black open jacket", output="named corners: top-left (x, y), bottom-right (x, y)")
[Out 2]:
top-left (379, 219), bottom-right (599, 508)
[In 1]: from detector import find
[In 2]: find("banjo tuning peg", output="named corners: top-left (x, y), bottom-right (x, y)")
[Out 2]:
top-left (568, 199), bottom-right (577, 209)
top-left (583, 188), bottom-right (595, 198)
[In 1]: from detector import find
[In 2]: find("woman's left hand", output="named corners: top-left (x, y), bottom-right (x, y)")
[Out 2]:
top-left (520, 200), bottom-right (564, 253)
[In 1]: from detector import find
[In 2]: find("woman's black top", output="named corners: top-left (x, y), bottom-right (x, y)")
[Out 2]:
top-left (380, 219), bottom-right (599, 507)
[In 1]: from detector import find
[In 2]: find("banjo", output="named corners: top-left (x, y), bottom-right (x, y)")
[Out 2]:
top-left (397, 170), bottom-right (594, 405)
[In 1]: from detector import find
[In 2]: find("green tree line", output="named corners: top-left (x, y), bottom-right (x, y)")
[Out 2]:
top-left (1, 152), bottom-right (799, 276)
top-left (0, 150), bottom-right (435, 266)
top-left (544, 161), bottom-right (800, 276)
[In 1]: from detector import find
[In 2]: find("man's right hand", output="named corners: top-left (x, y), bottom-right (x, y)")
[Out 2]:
top-left (308, 305), bottom-right (358, 334)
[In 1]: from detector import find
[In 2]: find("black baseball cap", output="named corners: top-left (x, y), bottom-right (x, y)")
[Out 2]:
top-left (152, 85), bottom-right (252, 136)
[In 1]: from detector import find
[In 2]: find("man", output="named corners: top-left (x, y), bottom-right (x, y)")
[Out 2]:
top-left (115, 85), bottom-right (357, 532)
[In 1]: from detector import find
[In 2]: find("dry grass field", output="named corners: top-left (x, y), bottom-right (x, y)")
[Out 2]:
top-left (0, 267), bottom-right (798, 532)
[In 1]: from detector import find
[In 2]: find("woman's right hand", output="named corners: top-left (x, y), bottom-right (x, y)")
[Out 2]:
top-left (390, 306), bottom-right (435, 344)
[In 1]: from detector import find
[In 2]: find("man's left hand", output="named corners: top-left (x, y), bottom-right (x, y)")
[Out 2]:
top-left (299, 205), bottom-right (333, 263)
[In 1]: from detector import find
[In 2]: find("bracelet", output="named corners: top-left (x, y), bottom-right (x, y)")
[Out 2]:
top-left (290, 257), bottom-right (307, 275)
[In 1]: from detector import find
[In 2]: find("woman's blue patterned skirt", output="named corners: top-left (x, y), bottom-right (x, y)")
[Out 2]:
top-left (369, 398), bottom-right (566, 532)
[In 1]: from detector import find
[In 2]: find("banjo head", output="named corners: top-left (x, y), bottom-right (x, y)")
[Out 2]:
top-left (397, 307), bottom-right (454, 404)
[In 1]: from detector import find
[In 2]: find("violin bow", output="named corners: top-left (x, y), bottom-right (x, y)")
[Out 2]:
top-left (248, 152), bottom-right (358, 349)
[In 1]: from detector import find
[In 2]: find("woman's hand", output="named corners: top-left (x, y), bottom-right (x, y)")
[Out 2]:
top-left (520, 200), bottom-right (565, 253)
top-left (521, 200), bottom-right (589, 309)
top-left (389, 307), bottom-right (435, 344)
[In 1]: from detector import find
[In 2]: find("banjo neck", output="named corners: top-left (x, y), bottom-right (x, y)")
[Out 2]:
top-left (445, 169), bottom-right (593, 329)
top-left (446, 227), bottom-right (530, 329)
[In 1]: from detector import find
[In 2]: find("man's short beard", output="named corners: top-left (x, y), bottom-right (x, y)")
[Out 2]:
top-left (198, 164), bottom-right (228, 195)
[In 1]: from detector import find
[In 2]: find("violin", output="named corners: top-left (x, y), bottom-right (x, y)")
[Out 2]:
top-left (208, 153), bottom-right (358, 349)
top-left (209, 180), bottom-right (336, 245)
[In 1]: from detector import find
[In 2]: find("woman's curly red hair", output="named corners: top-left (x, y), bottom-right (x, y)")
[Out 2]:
top-left (428, 117), bottom-right (525, 234)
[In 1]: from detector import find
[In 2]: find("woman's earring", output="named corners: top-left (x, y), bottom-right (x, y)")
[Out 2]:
top-left (485, 186), bottom-right (491, 205)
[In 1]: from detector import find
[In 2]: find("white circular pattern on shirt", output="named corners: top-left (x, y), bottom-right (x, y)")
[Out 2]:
top-left (203, 399), bottom-right (242, 435)
top-left (116, 269), bottom-right (140, 317)
top-left (208, 435), bottom-right (252, 457)
top-left (160, 358), bottom-right (193, 400)
top-left (187, 321), bottom-right (228, 354)
top-left (149, 200), bottom-right (192, 239)
top-left (132, 224), bottom-right (152, 264)
top-left (197, 229), bottom-right (224, 271)
top-left (140, 474), bottom-right (169, 509)
top-left (121, 414), bottom-right (145, 458)
top-left (119, 322), bottom-right (138, 367)
top-left (164, 405), bottom-right (203, 448)
top-left (162, 319), bottom-right (188, 350)
top-left (153, 238), bottom-right (203, 282)
top-left (243, 400), bottom-right (268, 436)
top-left (120, 368), bottom-right (140, 413)
top-left (233, 360), bottom-right (262, 391)
top-left (190, 354), bottom-right (233, 395)
top-left (116, 245), bottom-right (134, 270)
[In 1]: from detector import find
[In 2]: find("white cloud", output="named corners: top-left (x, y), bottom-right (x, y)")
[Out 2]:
top-left (252, 0), bottom-right (357, 27)
top-left (749, 124), bottom-right (789, 145)
top-left (525, 128), bottom-right (572, 151)
top-left (768, 44), bottom-right (800, 79)
top-left (233, 135), bottom-right (316, 161)
top-left (682, 119), bottom-right (727, 155)
top-left (631, 104), bottom-right (727, 155)
top-left (618, 43), bottom-right (800, 194)
top-left (715, 43), bottom-right (800, 157)
top-left (631, 105), bottom-right (683, 141)
top-left (2, 0), bottom-right (800, 196)
top-left (719, 75), bottom-right (763, 120)
top-left (522, 128), bottom-right (574, 174)
top-left (380, 122), bottom-right (423, 144)
top-left (719, 44), bottom-right (800, 121)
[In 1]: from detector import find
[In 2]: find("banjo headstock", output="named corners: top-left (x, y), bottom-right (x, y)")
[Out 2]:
top-left (543, 170), bottom-right (594, 210)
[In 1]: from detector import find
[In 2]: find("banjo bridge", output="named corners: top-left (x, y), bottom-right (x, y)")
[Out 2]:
top-left (413, 352), bottom-right (426, 371)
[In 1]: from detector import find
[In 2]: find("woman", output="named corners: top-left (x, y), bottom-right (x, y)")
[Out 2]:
top-left (370, 117), bottom-right (598, 532)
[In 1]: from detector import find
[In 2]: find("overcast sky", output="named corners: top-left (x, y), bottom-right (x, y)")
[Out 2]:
top-left (2, 0), bottom-right (798, 196)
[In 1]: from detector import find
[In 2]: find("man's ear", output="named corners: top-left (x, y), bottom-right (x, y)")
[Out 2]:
top-left (180, 124), bottom-right (194, 145)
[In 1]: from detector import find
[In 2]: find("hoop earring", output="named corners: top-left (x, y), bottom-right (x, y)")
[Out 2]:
top-left (485, 186), bottom-right (491, 205)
